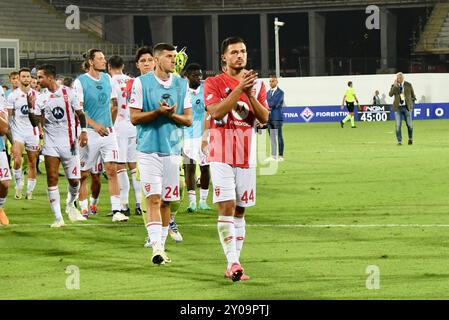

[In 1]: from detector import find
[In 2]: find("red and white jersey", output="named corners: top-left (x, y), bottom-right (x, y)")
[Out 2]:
top-left (0, 86), bottom-right (6, 109)
top-left (35, 85), bottom-right (82, 148)
top-left (6, 88), bottom-right (38, 135)
top-left (203, 72), bottom-right (269, 168)
top-left (112, 74), bottom-right (136, 138)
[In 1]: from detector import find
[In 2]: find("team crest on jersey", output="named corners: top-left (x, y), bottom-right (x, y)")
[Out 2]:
top-left (98, 93), bottom-right (108, 104)
top-left (232, 101), bottom-right (249, 120)
top-left (52, 107), bottom-right (65, 120)
top-left (215, 187), bottom-right (220, 197)
top-left (20, 105), bottom-right (28, 115)
top-left (144, 184), bottom-right (151, 193)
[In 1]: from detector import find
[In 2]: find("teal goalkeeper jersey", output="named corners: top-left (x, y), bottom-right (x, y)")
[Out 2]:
top-left (76, 72), bottom-right (114, 128)
top-left (183, 84), bottom-right (205, 140)
top-left (135, 73), bottom-right (189, 156)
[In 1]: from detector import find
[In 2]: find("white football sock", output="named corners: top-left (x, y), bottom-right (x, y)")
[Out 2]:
top-left (110, 195), bottom-right (121, 212)
top-left (161, 226), bottom-right (169, 247)
top-left (79, 199), bottom-right (88, 212)
top-left (0, 197), bottom-right (6, 208)
top-left (234, 216), bottom-right (246, 261)
top-left (188, 190), bottom-right (196, 204)
top-left (146, 222), bottom-right (162, 249)
top-left (26, 179), bottom-right (36, 194)
top-left (217, 215), bottom-right (238, 269)
top-left (117, 169), bottom-right (130, 209)
top-left (67, 183), bottom-right (80, 206)
top-left (48, 186), bottom-right (62, 220)
top-left (200, 188), bottom-right (209, 201)
top-left (13, 169), bottom-right (22, 190)
top-left (130, 169), bottom-right (141, 205)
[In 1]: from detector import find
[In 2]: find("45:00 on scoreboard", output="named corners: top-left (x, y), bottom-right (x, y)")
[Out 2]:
top-left (357, 105), bottom-right (391, 122)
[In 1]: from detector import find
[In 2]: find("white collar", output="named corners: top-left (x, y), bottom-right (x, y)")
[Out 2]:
top-left (154, 73), bottom-right (173, 88)
top-left (270, 87), bottom-right (278, 92)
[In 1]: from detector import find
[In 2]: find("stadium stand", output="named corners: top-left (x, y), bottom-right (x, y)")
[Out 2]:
top-left (0, 0), bottom-right (135, 60)
top-left (415, 2), bottom-right (449, 54)
top-left (46, 0), bottom-right (438, 13)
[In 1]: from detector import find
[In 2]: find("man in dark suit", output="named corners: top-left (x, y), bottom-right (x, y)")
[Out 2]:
top-left (389, 72), bottom-right (416, 145)
top-left (267, 75), bottom-right (285, 161)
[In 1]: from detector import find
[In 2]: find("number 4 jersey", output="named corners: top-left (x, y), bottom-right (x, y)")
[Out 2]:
top-left (35, 85), bottom-right (82, 148)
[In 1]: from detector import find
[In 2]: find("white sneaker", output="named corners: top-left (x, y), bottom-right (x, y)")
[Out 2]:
top-left (67, 205), bottom-right (87, 222)
top-left (50, 219), bottom-right (65, 228)
top-left (112, 212), bottom-right (129, 222)
top-left (265, 156), bottom-right (277, 162)
top-left (151, 245), bottom-right (166, 265)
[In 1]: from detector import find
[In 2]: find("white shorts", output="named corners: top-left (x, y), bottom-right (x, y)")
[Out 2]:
top-left (137, 152), bottom-right (181, 202)
top-left (90, 155), bottom-right (104, 174)
top-left (183, 137), bottom-right (208, 166)
top-left (80, 128), bottom-right (119, 171)
top-left (210, 162), bottom-right (256, 207)
top-left (0, 151), bottom-right (11, 181)
top-left (12, 127), bottom-right (40, 152)
top-left (42, 145), bottom-right (81, 179)
top-left (117, 136), bottom-right (137, 163)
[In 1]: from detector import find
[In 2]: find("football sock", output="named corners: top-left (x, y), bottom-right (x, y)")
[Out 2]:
top-left (79, 199), bottom-right (88, 212)
top-left (200, 188), bottom-right (209, 202)
top-left (130, 169), bottom-right (141, 205)
top-left (342, 115), bottom-right (351, 124)
top-left (146, 222), bottom-right (162, 248)
top-left (67, 183), bottom-right (80, 206)
top-left (14, 169), bottom-right (22, 190)
top-left (350, 115), bottom-right (355, 127)
top-left (26, 179), bottom-right (36, 194)
top-left (110, 195), bottom-right (121, 212)
top-left (234, 216), bottom-right (246, 261)
top-left (48, 186), bottom-right (62, 220)
top-left (117, 169), bottom-right (129, 209)
top-left (217, 215), bottom-right (238, 269)
top-left (188, 190), bottom-right (196, 204)
top-left (161, 226), bottom-right (169, 247)
top-left (90, 195), bottom-right (99, 206)
top-left (0, 197), bottom-right (6, 208)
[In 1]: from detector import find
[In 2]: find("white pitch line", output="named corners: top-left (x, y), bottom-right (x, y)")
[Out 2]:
top-left (4, 223), bottom-right (449, 229)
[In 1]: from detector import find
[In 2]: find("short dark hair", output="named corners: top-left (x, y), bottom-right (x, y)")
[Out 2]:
top-left (221, 37), bottom-right (246, 55)
top-left (108, 55), bottom-right (124, 69)
top-left (63, 77), bottom-right (73, 87)
top-left (183, 63), bottom-right (202, 75)
top-left (135, 46), bottom-right (153, 63)
top-left (9, 71), bottom-right (19, 78)
top-left (38, 64), bottom-right (56, 78)
top-left (18, 68), bottom-right (31, 76)
top-left (153, 43), bottom-right (176, 56)
top-left (348, 81), bottom-right (353, 87)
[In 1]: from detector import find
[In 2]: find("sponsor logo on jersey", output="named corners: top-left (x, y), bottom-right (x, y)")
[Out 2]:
top-left (20, 105), bottom-right (28, 115)
top-left (52, 107), bottom-right (65, 120)
top-left (232, 101), bottom-right (250, 120)
top-left (98, 93), bottom-right (108, 104)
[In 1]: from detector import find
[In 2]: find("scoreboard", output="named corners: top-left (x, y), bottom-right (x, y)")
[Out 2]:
top-left (357, 105), bottom-right (391, 122)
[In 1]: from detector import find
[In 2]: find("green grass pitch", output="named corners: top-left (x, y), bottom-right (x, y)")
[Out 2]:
top-left (2, 120), bottom-right (449, 299)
